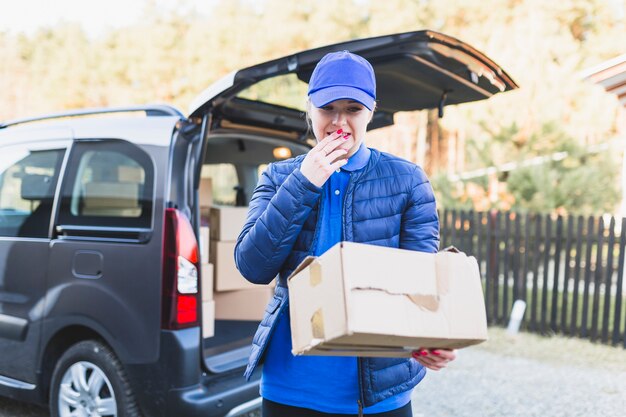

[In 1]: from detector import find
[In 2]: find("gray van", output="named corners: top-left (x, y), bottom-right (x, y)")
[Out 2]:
top-left (0, 30), bottom-right (516, 417)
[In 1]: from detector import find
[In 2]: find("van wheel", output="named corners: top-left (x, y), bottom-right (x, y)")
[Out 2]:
top-left (49, 340), bottom-right (140, 417)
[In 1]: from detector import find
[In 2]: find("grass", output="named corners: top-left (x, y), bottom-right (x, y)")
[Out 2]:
top-left (478, 326), bottom-right (626, 373)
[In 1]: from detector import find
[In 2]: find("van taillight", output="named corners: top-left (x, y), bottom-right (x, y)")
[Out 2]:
top-left (162, 208), bottom-right (200, 329)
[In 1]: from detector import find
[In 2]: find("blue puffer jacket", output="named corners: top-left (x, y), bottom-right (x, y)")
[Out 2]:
top-left (234, 148), bottom-right (439, 407)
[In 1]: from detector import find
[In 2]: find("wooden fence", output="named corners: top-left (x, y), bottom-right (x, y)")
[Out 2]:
top-left (439, 210), bottom-right (626, 347)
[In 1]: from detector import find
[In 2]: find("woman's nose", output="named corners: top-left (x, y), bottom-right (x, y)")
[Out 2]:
top-left (333, 111), bottom-right (347, 126)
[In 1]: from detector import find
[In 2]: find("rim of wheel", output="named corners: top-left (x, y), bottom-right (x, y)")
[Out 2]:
top-left (58, 361), bottom-right (117, 417)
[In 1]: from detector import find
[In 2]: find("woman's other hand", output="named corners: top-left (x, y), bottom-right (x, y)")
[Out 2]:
top-left (411, 348), bottom-right (456, 371)
top-left (300, 129), bottom-right (350, 187)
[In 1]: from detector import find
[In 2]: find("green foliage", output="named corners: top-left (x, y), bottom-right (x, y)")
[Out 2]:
top-left (506, 141), bottom-right (621, 215)
top-left (437, 121), bottom-right (622, 215)
top-left (431, 173), bottom-right (475, 211)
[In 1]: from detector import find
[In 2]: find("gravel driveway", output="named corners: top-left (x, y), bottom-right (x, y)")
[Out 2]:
top-left (2, 328), bottom-right (625, 416)
top-left (412, 328), bottom-right (626, 417)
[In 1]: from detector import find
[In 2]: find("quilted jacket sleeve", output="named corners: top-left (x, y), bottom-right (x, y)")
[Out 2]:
top-left (400, 166), bottom-right (440, 253)
top-left (234, 163), bottom-right (322, 284)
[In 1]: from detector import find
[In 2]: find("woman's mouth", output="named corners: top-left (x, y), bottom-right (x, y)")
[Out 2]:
top-left (328, 131), bottom-right (351, 138)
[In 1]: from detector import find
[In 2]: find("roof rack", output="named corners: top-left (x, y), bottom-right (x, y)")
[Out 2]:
top-left (0, 105), bottom-right (184, 129)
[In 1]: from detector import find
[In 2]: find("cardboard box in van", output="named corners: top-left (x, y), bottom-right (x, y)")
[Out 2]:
top-left (199, 226), bottom-right (210, 264)
top-left (199, 177), bottom-right (213, 208)
top-left (209, 206), bottom-right (249, 241)
top-left (201, 263), bottom-right (214, 301)
top-left (214, 288), bottom-right (274, 321)
top-left (288, 242), bottom-right (487, 357)
top-left (210, 240), bottom-right (258, 291)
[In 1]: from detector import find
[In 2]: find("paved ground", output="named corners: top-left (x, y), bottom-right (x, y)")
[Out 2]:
top-left (2, 328), bottom-right (625, 416)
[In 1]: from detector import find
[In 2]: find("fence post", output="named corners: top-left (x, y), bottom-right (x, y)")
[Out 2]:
top-left (561, 215), bottom-right (574, 335)
top-left (503, 212), bottom-right (511, 322)
top-left (494, 211), bottom-right (502, 324)
top-left (550, 216), bottom-right (563, 333)
top-left (601, 217), bottom-right (616, 344)
top-left (468, 210), bottom-right (475, 256)
top-left (541, 215), bottom-right (553, 334)
top-left (522, 213), bottom-right (531, 306)
top-left (616, 218), bottom-right (626, 347)
top-left (513, 213), bottom-right (522, 302)
top-left (530, 214), bottom-right (542, 332)
top-left (570, 216), bottom-right (584, 336)
top-left (590, 216), bottom-right (605, 341)
top-left (581, 216), bottom-right (595, 339)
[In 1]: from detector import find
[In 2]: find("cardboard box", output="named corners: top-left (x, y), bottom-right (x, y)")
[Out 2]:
top-left (201, 263), bottom-right (214, 302)
top-left (288, 242), bottom-right (487, 357)
top-left (214, 288), bottom-right (274, 321)
top-left (202, 300), bottom-right (215, 338)
top-left (199, 177), bottom-right (213, 208)
top-left (200, 207), bottom-right (210, 225)
top-left (209, 206), bottom-right (249, 241)
top-left (210, 240), bottom-right (258, 291)
top-left (118, 166), bottom-right (143, 182)
top-left (199, 226), bottom-right (210, 264)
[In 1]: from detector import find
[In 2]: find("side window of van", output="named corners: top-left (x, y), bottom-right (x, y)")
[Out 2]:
top-left (0, 147), bottom-right (65, 238)
top-left (58, 140), bottom-right (154, 228)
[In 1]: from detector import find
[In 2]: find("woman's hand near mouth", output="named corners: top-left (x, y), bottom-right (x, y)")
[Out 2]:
top-left (300, 129), bottom-right (350, 187)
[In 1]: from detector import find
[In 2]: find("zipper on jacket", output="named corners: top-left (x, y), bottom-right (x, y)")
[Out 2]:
top-left (309, 188), bottom-right (325, 254)
top-left (357, 357), bottom-right (365, 417)
top-left (342, 175), bottom-right (353, 240)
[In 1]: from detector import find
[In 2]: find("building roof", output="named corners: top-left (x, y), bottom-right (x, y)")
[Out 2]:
top-left (582, 53), bottom-right (626, 107)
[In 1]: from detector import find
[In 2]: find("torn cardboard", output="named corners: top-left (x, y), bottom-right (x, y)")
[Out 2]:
top-left (288, 242), bottom-right (487, 357)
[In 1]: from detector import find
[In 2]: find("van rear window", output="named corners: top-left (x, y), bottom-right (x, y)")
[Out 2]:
top-left (58, 140), bottom-right (154, 228)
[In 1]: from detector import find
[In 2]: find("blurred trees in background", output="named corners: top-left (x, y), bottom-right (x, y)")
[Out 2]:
top-left (1, 0), bottom-right (624, 215)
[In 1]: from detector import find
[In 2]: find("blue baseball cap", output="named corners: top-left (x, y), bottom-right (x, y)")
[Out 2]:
top-left (308, 50), bottom-right (376, 111)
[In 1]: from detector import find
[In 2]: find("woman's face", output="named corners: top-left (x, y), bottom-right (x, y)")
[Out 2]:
top-left (309, 99), bottom-right (373, 159)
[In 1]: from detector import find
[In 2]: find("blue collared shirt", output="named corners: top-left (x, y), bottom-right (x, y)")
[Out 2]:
top-left (260, 144), bottom-right (411, 413)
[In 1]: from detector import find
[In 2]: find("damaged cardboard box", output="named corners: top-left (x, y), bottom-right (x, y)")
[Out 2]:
top-left (288, 242), bottom-right (487, 357)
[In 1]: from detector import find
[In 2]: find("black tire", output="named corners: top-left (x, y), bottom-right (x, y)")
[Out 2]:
top-left (49, 340), bottom-right (140, 417)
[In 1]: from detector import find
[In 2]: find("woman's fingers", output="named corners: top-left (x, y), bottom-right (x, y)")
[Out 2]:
top-left (314, 130), bottom-right (343, 154)
top-left (412, 355), bottom-right (444, 371)
top-left (430, 349), bottom-right (456, 361)
top-left (411, 348), bottom-right (456, 371)
top-left (329, 158), bottom-right (349, 172)
top-left (320, 135), bottom-right (348, 156)
top-left (300, 129), bottom-right (349, 187)
top-left (325, 148), bottom-right (348, 163)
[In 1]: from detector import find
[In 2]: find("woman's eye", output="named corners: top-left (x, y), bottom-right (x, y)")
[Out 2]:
top-left (321, 106), bottom-right (334, 111)
top-left (348, 107), bottom-right (363, 113)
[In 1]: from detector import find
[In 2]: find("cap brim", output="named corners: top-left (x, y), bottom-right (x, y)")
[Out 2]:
top-left (309, 86), bottom-right (375, 111)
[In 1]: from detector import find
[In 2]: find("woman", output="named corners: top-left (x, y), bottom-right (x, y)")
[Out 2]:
top-left (235, 50), bottom-right (456, 417)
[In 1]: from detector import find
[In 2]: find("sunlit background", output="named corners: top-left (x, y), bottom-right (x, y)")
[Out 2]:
top-left (1, 0), bottom-right (625, 216)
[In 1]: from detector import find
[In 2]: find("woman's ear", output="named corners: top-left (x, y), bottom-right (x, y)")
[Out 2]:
top-left (367, 102), bottom-right (378, 124)
top-left (368, 105), bottom-right (376, 123)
